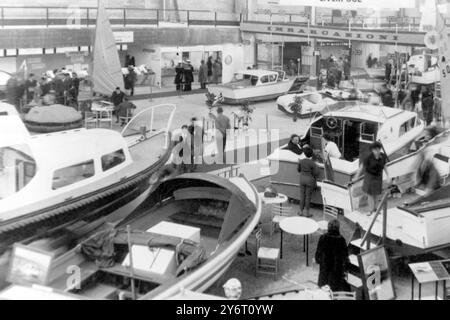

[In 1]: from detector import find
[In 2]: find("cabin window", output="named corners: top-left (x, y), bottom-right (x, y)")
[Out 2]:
top-left (399, 120), bottom-right (411, 137)
top-left (269, 74), bottom-right (277, 82)
top-left (250, 76), bottom-right (258, 86)
top-left (260, 75), bottom-right (269, 84)
top-left (102, 149), bottom-right (126, 171)
top-left (52, 160), bottom-right (95, 190)
top-left (360, 122), bottom-right (377, 142)
top-left (409, 117), bottom-right (416, 129)
top-left (0, 145), bottom-right (36, 199)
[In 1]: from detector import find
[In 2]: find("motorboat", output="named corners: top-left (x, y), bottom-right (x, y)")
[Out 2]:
top-left (207, 70), bottom-right (307, 105)
top-left (276, 89), bottom-right (364, 119)
top-left (0, 102), bottom-right (175, 251)
top-left (1, 173), bottom-right (261, 300)
top-left (267, 104), bottom-right (425, 203)
top-left (408, 48), bottom-right (440, 85)
top-left (319, 129), bottom-right (450, 256)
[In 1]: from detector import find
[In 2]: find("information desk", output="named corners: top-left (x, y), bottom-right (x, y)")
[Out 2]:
top-left (409, 260), bottom-right (450, 300)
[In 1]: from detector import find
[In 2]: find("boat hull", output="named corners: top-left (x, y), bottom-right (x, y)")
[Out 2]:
top-left (0, 142), bottom-right (172, 253)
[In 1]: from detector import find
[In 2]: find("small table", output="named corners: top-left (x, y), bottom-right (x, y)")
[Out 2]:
top-left (409, 261), bottom-right (450, 300)
top-left (279, 217), bottom-right (319, 266)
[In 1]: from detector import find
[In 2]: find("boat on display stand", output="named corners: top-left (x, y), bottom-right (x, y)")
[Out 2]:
top-left (276, 88), bottom-right (365, 119)
top-left (267, 104), bottom-right (425, 203)
top-left (408, 48), bottom-right (440, 85)
top-left (0, 102), bottom-right (176, 251)
top-left (207, 69), bottom-right (308, 105)
top-left (320, 129), bottom-right (450, 256)
top-left (0, 173), bottom-right (261, 300)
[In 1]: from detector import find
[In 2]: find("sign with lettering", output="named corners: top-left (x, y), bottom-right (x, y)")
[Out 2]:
top-left (241, 22), bottom-right (429, 46)
top-left (279, 0), bottom-right (416, 9)
top-left (113, 31), bottom-right (134, 44)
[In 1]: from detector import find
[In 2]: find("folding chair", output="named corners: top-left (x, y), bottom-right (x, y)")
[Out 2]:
top-left (270, 205), bottom-right (293, 237)
top-left (98, 109), bottom-right (113, 129)
top-left (255, 228), bottom-right (280, 279)
top-left (84, 111), bottom-right (98, 129)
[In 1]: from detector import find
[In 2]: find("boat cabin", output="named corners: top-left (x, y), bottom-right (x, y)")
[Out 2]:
top-left (230, 70), bottom-right (288, 87)
top-left (302, 105), bottom-right (423, 163)
top-left (0, 122), bottom-right (132, 209)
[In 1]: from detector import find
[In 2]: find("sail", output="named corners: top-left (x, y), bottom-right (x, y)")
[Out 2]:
top-left (436, 3), bottom-right (450, 123)
top-left (92, 1), bottom-right (124, 96)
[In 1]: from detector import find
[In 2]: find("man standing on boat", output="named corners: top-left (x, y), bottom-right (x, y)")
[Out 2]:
top-left (323, 134), bottom-right (342, 160)
top-left (111, 87), bottom-right (125, 123)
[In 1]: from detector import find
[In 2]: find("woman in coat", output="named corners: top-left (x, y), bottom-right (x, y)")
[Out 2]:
top-left (315, 219), bottom-right (350, 291)
top-left (297, 146), bottom-right (319, 217)
top-left (353, 142), bottom-right (389, 216)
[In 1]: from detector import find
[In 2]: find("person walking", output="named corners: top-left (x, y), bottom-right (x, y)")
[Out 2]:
top-left (343, 58), bottom-right (351, 81)
top-left (297, 146), bottom-right (319, 217)
top-left (207, 56), bottom-right (213, 82)
top-left (422, 88), bottom-right (434, 126)
top-left (353, 142), bottom-right (389, 216)
top-left (198, 60), bottom-right (208, 89)
top-left (111, 87), bottom-right (125, 123)
top-left (125, 66), bottom-right (137, 96)
top-left (315, 219), bottom-right (350, 292)
top-left (188, 117), bottom-right (204, 169)
top-left (209, 107), bottom-right (230, 160)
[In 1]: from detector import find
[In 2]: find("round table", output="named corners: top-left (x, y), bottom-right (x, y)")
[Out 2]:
top-left (258, 193), bottom-right (288, 205)
top-left (279, 217), bottom-right (319, 266)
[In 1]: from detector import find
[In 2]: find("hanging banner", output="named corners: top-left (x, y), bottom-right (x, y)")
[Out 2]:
top-left (241, 22), bottom-right (428, 46)
top-left (279, 0), bottom-right (416, 9)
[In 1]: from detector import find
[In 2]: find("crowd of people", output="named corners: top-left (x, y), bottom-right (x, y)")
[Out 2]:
top-left (174, 57), bottom-right (222, 92)
top-left (6, 69), bottom-right (81, 112)
top-left (323, 55), bottom-right (351, 89)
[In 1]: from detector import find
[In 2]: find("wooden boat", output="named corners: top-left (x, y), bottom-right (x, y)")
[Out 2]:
top-left (267, 105), bottom-right (425, 203)
top-left (320, 129), bottom-right (450, 256)
top-left (2, 173), bottom-right (261, 300)
top-left (0, 102), bottom-right (176, 251)
top-left (276, 89), bottom-right (364, 118)
top-left (207, 70), bottom-right (307, 105)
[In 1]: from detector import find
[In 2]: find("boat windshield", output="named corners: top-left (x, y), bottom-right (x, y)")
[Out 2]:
top-left (230, 73), bottom-right (258, 86)
top-left (0, 145), bottom-right (36, 200)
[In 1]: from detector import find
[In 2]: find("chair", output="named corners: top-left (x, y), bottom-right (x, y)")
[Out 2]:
top-left (331, 291), bottom-right (356, 300)
top-left (270, 205), bottom-right (293, 237)
top-left (255, 228), bottom-right (280, 279)
top-left (98, 109), bottom-right (113, 129)
top-left (119, 109), bottom-right (134, 126)
top-left (84, 111), bottom-right (98, 129)
top-left (318, 205), bottom-right (339, 233)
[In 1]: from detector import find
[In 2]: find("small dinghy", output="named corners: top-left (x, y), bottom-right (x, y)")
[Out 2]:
top-left (24, 105), bottom-right (83, 133)
top-left (1, 173), bottom-right (261, 300)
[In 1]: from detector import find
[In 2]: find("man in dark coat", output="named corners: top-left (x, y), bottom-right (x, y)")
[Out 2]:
top-left (24, 73), bottom-right (37, 103)
top-left (174, 62), bottom-right (184, 92)
top-left (207, 56), bottom-right (213, 82)
top-left (422, 90), bottom-right (434, 125)
top-left (198, 60), bottom-right (208, 89)
top-left (315, 219), bottom-right (350, 291)
top-left (183, 61), bottom-right (194, 91)
top-left (117, 97), bottom-right (136, 126)
top-left (125, 66), bottom-right (137, 96)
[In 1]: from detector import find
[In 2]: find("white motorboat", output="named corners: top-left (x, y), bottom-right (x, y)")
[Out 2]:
top-left (0, 102), bottom-right (175, 251)
top-left (408, 48), bottom-right (440, 85)
top-left (207, 70), bottom-right (307, 105)
top-left (320, 130), bottom-right (450, 255)
top-left (1, 173), bottom-right (261, 300)
top-left (267, 105), bottom-right (425, 203)
top-left (276, 89), bottom-right (364, 118)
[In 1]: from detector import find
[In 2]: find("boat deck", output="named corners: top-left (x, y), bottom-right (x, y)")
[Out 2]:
top-left (345, 192), bottom-right (425, 249)
top-left (125, 132), bottom-right (168, 177)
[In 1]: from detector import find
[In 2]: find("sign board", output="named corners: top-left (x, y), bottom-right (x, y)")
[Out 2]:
top-left (279, 0), bottom-right (416, 9)
top-left (113, 31), bottom-right (134, 44)
top-left (242, 22), bottom-right (430, 46)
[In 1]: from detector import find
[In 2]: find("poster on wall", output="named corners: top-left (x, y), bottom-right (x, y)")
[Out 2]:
top-left (279, 0), bottom-right (416, 10)
top-left (113, 31), bottom-right (134, 44)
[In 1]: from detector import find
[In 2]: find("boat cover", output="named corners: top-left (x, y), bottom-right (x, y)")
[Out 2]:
top-left (120, 173), bottom-right (257, 243)
top-left (24, 105), bottom-right (82, 124)
top-left (80, 228), bottom-right (207, 275)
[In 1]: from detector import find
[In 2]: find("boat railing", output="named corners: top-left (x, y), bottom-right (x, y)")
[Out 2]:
top-left (121, 104), bottom-right (176, 149)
